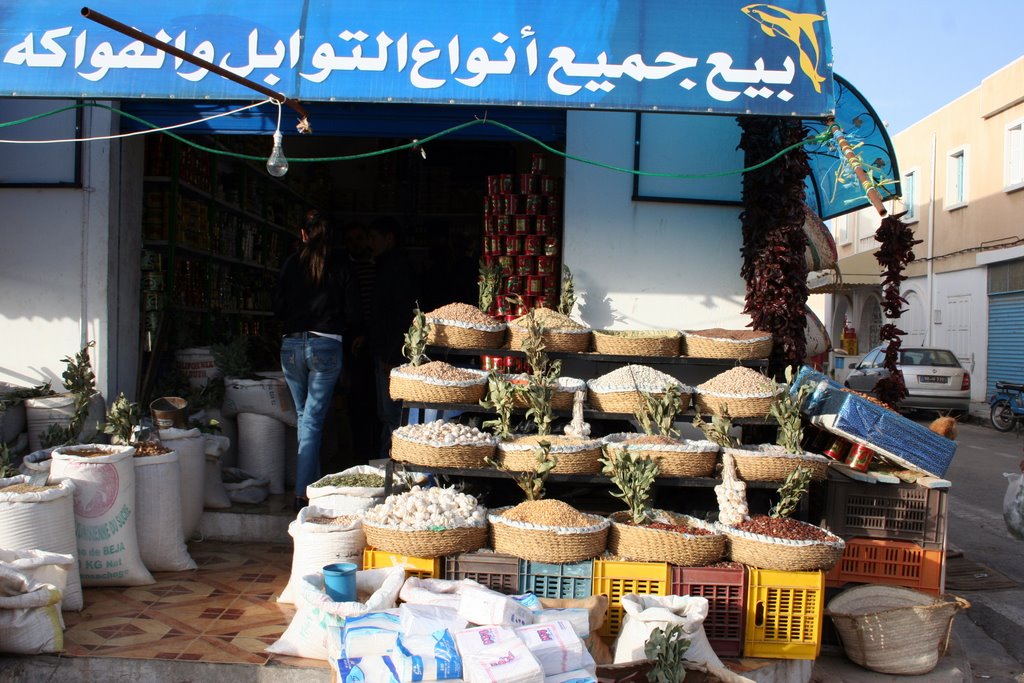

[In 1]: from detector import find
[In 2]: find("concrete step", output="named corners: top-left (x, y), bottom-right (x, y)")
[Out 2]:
top-left (196, 494), bottom-right (295, 544)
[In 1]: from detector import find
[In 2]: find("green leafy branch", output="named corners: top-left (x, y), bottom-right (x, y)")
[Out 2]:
top-left (480, 370), bottom-right (520, 440)
top-left (601, 446), bottom-right (659, 525)
top-left (644, 624), bottom-right (691, 683)
top-left (101, 393), bottom-right (141, 445)
top-left (769, 465), bottom-right (813, 519)
top-left (477, 258), bottom-right (501, 313)
top-left (41, 341), bottom-right (98, 448)
top-left (401, 305), bottom-right (429, 367)
top-left (636, 385), bottom-right (684, 437)
top-left (558, 265), bottom-right (576, 316)
top-left (692, 406), bottom-right (739, 449)
top-left (770, 366), bottom-right (813, 453)
top-left (486, 440), bottom-right (557, 501)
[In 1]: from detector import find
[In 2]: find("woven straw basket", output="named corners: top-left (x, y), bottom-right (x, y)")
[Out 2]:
top-left (608, 511), bottom-right (724, 566)
top-left (497, 435), bottom-right (603, 474)
top-left (588, 388), bottom-right (691, 415)
top-left (604, 435), bottom-right (719, 478)
top-left (489, 508), bottom-right (609, 563)
top-left (724, 446), bottom-right (830, 482)
top-left (694, 391), bottom-right (774, 418)
top-left (363, 522), bottom-right (487, 558)
top-left (389, 365), bottom-right (488, 404)
top-left (426, 321), bottom-right (506, 349)
top-left (724, 521), bottom-right (845, 571)
top-left (508, 326), bottom-right (591, 353)
top-left (827, 585), bottom-right (969, 676)
top-left (683, 331), bottom-right (772, 360)
top-left (390, 434), bottom-right (496, 469)
top-left (508, 376), bottom-right (585, 411)
top-left (592, 330), bottom-right (681, 357)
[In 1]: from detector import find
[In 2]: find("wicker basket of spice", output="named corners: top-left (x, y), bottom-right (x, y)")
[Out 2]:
top-left (608, 510), bottom-right (725, 566)
top-left (424, 303), bottom-right (507, 349)
top-left (683, 328), bottom-right (772, 359)
top-left (489, 500), bottom-right (610, 563)
top-left (391, 420), bottom-right (498, 469)
top-left (723, 516), bottom-right (845, 572)
top-left (587, 365), bottom-right (692, 415)
top-left (389, 361), bottom-right (488, 404)
top-left (694, 366), bottom-right (778, 418)
top-left (723, 445), bottom-right (829, 482)
top-left (508, 375), bottom-right (585, 411)
top-left (603, 433), bottom-right (719, 478)
top-left (362, 486), bottom-right (488, 558)
top-left (592, 330), bottom-right (681, 357)
top-left (508, 307), bottom-right (591, 353)
top-left (497, 434), bottom-right (604, 474)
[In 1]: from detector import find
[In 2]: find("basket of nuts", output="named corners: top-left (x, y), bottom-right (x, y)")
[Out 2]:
top-left (602, 433), bottom-right (719, 478)
top-left (723, 516), bottom-right (845, 572)
top-left (488, 499), bottom-right (610, 563)
top-left (508, 307), bottom-right (591, 353)
top-left (587, 365), bottom-right (692, 415)
top-left (592, 329), bottom-right (681, 357)
top-left (496, 435), bottom-right (604, 474)
top-left (694, 366), bottom-right (778, 418)
top-left (391, 420), bottom-right (498, 469)
top-left (362, 486), bottom-right (488, 558)
top-left (389, 361), bottom-right (489, 404)
top-left (683, 328), bottom-right (772, 359)
top-left (424, 303), bottom-right (507, 349)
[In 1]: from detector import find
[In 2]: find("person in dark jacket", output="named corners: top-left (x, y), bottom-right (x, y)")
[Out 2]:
top-left (367, 217), bottom-right (418, 457)
top-left (274, 210), bottom-right (362, 510)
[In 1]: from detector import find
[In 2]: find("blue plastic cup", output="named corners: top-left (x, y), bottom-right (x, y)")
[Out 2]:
top-left (322, 562), bottom-right (358, 602)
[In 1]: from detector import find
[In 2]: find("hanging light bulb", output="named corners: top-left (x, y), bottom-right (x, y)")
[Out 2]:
top-left (266, 131), bottom-right (289, 177)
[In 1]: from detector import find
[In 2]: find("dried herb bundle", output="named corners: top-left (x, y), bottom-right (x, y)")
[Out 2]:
top-left (769, 466), bottom-right (812, 519)
top-left (401, 306), bottom-right (429, 367)
top-left (519, 307), bottom-right (561, 436)
top-left (692, 408), bottom-right (739, 449)
top-left (480, 370), bottom-right (519, 440)
top-left (477, 258), bottom-right (501, 313)
top-left (601, 446), bottom-right (659, 525)
top-left (770, 367), bottom-right (814, 453)
top-left (636, 386), bottom-right (684, 438)
top-left (41, 341), bottom-right (98, 448)
top-left (558, 265), bottom-right (576, 317)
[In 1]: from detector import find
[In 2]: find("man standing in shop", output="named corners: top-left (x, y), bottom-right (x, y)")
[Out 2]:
top-left (367, 217), bottom-right (417, 458)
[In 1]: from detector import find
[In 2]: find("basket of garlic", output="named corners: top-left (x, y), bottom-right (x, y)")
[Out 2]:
top-left (389, 361), bottom-right (489, 404)
top-left (391, 420), bottom-right (498, 469)
top-left (489, 500), bottom-right (610, 563)
top-left (586, 365), bottom-right (692, 415)
top-left (362, 486), bottom-right (488, 558)
top-left (496, 435), bottom-right (604, 474)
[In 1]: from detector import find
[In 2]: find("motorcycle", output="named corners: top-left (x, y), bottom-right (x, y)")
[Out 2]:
top-left (989, 381), bottom-right (1024, 432)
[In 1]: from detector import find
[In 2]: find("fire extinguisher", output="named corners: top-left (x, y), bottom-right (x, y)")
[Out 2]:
top-left (842, 319), bottom-right (859, 355)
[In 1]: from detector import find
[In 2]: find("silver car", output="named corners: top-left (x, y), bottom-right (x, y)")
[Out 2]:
top-left (844, 345), bottom-right (971, 413)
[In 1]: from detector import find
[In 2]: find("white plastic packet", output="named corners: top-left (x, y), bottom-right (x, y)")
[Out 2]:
top-left (544, 670), bottom-right (597, 683)
top-left (458, 587), bottom-right (534, 627)
top-left (1004, 471), bottom-right (1024, 540)
top-left (454, 625), bottom-right (517, 660)
top-left (515, 620), bottom-right (594, 676)
top-left (400, 577), bottom-right (489, 609)
top-left (342, 610), bottom-right (403, 658)
top-left (533, 609), bottom-right (591, 638)
top-left (463, 637), bottom-right (544, 683)
top-left (400, 603), bottom-right (468, 636)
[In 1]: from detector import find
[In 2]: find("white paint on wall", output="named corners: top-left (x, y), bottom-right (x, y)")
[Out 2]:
top-left (563, 110), bottom-right (751, 331)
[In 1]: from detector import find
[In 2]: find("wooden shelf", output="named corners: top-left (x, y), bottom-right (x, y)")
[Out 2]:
top-left (426, 345), bottom-right (768, 367)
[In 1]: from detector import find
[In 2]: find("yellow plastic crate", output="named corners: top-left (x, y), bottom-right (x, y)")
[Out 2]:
top-left (744, 569), bottom-right (824, 660)
top-left (362, 547), bottom-right (441, 580)
top-left (592, 559), bottom-right (671, 638)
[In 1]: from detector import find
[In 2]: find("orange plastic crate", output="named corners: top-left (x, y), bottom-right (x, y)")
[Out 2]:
top-left (744, 569), bottom-right (824, 660)
top-left (825, 537), bottom-right (943, 595)
top-left (592, 559), bottom-right (670, 638)
top-left (362, 547), bottom-right (441, 580)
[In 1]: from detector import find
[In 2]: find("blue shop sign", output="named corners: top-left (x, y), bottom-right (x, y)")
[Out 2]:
top-left (0, 0), bottom-right (833, 116)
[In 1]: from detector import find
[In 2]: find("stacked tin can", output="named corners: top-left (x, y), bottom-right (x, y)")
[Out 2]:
top-left (481, 154), bottom-right (563, 373)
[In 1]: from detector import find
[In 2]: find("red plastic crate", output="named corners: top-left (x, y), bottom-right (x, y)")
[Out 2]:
top-left (825, 476), bottom-right (947, 548)
top-left (445, 551), bottom-right (519, 594)
top-left (670, 564), bottom-right (746, 658)
top-left (825, 538), bottom-right (943, 595)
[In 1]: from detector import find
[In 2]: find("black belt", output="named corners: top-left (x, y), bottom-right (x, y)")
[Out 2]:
top-left (283, 332), bottom-right (308, 339)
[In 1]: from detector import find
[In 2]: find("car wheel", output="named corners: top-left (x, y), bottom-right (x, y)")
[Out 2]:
top-left (990, 400), bottom-right (1016, 432)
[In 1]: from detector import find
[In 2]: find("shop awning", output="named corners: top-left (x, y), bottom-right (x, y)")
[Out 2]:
top-left (0, 0), bottom-right (834, 117)
top-left (807, 249), bottom-right (882, 294)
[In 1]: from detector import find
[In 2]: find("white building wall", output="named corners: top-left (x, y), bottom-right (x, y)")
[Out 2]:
top-left (0, 106), bottom-right (137, 400)
top-left (918, 267), bottom-right (988, 402)
top-left (563, 110), bottom-right (749, 330)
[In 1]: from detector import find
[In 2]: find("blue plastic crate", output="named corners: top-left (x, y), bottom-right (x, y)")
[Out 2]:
top-left (518, 560), bottom-right (593, 599)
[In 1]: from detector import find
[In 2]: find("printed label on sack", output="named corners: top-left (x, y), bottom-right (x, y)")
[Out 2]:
top-left (71, 463), bottom-right (119, 518)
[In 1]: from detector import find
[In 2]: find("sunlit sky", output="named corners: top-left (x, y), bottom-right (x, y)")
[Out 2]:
top-left (827, 1), bottom-right (1023, 134)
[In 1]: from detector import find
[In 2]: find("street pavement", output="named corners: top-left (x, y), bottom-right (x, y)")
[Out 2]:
top-left (942, 408), bottom-right (1024, 683)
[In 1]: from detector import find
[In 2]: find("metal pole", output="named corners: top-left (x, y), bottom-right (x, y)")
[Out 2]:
top-left (80, 6), bottom-right (311, 131)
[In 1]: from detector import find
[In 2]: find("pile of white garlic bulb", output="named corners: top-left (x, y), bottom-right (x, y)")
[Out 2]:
top-left (715, 452), bottom-right (749, 527)
top-left (393, 420), bottom-right (497, 446)
top-left (363, 486), bottom-right (487, 531)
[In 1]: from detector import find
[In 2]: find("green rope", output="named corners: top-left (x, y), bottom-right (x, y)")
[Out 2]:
top-left (1, 100), bottom-right (838, 180)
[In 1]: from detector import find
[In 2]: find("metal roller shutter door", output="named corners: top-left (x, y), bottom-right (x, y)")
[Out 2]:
top-left (987, 291), bottom-right (1024, 397)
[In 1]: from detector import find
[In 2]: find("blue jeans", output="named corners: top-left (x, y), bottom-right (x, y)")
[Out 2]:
top-left (281, 334), bottom-right (343, 497)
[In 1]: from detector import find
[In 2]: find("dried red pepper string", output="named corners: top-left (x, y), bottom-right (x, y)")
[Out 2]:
top-left (872, 214), bottom-right (922, 406)
top-left (739, 117), bottom-right (810, 378)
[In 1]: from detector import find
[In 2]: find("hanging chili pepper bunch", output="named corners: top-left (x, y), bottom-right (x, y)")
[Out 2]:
top-left (738, 117), bottom-right (811, 378)
top-left (872, 214), bottom-right (921, 406)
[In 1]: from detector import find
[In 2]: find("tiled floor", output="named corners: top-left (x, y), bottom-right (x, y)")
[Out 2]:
top-left (62, 540), bottom-right (326, 670)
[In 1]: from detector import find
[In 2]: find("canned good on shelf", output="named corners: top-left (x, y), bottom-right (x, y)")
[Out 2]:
top-left (517, 256), bottom-right (535, 276)
top-left (519, 173), bottom-right (539, 194)
top-left (824, 437), bottom-right (850, 461)
top-left (506, 193), bottom-right (522, 215)
top-left (540, 175), bottom-right (558, 194)
top-left (496, 215), bottom-right (512, 234)
top-left (513, 215), bottom-right (532, 234)
top-left (546, 196), bottom-right (561, 215)
top-left (504, 276), bottom-right (523, 293)
top-left (499, 174), bottom-right (514, 193)
top-left (536, 255), bottom-right (556, 276)
top-left (504, 234), bottom-right (524, 255)
top-left (535, 216), bottom-right (552, 235)
top-left (484, 215), bottom-right (498, 235)
top-left (524, 234), bottom-right (543, 256)
top-left (531, 154), bottom-right (546, 173)
top-left (845, 443), bottom-right (874, 472)
top-left (525, 194), bottom-right (544, 215)
top-left (526, 275), bottom-right (545, 296)
top-left (487, 175), bottom-right (501, 195)
top-left (497, 255), bottom-right (515, 276)
top-left (544, 237), bottom-right (560, 256)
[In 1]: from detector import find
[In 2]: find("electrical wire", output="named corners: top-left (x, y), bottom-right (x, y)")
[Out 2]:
top-left (0, 99), bottom-right (273, 144)
top-left (0, 99), bottom-right (839, 180)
